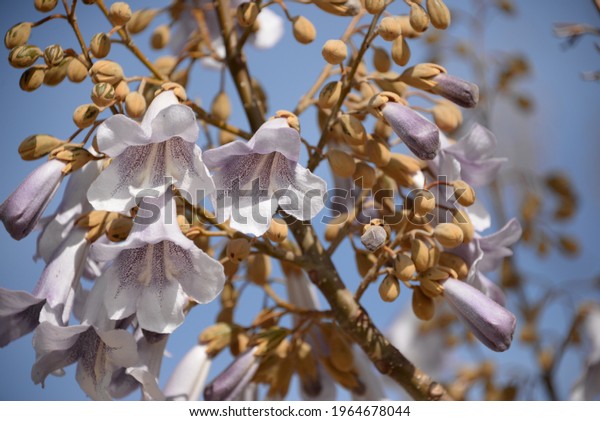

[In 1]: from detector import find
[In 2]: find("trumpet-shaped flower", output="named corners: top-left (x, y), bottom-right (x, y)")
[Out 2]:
top-left (0, 159), bottom-right (66, 240)
top-left (204, 347), bottom-right (260, 401)
top-left (164, 344), bottom-right (212, 400)
top-left (87, 91), bottom-right (214, 213)
top-left (90, 191), bottom-right (225, 334)
top-left (203, 118), bottom-right (327, 236)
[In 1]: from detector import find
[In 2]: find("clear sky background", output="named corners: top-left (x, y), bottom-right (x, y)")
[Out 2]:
top-left (0, 0), bottom-right (599, 401)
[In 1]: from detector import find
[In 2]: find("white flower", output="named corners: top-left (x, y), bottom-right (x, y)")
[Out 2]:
top-left (90, 191), bottom-right (225, 334)
top-left (203, 118), bottom-right (327, 236)
top-left (87, 91), bottom-right (214, 213)
top-left (571, 305), bottom-right (600, 400)
top-left (164, 344), bottom-right (212, 400)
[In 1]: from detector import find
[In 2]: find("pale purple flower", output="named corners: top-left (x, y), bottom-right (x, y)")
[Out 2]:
top-left (571, 305), bottom-right (600, 400)
top-left (351, 347), bottom-right (387, 401)
top-left (87, 91), bottom-right (214, 213)
top-left (203, 347), bottom-right (260, 401)
top-left (0, 288), bottom-right (45, 347)
top-left (90, 191), bottom-right (225, 334)
top-left (203, 118), bottom-right (327, 236)
top-left (0, 159), bottom-right (66, 240)
top-left (164, 344), bottom-right (212, 400)
top-left (382, 102), bottom-right (440, 160)
top-left (431, 73), bottom-right (479, 108)
top-left (442, 277), bottom-right (516, 352)
top-left (441, 124), bottom-right (507, 187)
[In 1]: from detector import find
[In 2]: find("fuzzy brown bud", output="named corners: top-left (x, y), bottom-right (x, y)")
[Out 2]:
top-left (353, 162), bottom-right (376, 189)
top-left (426, 0), bottom-right (451, 29)
top-left (365, 0), bottom-right (385, 14)
top-left (34, 0), bottom-right (58, 12)
top-left (5, 22), bottom-right (32, 49)
top-left (452, 209), bottom-right (474, 243)
top-left (211, 91), bottom-right (232, 121)
top-left (67, 55), bottom-right (88, 83)
top-left (432, 101), bottom-right (462, 131)
top-left (318, 81), bottom-right (342, 109)
top-left (18, 134), bottom-right (64, 160)
top-left (395, 253), bottom-right (416, 281)
top-left (247, 253), bottom-right (271, 285)
top-left (91, 82), bottom-right (116, 107)
top-left (328, 149), bottom-right (356, 177)
top-left (411, 238), bottom-right (430, 273)
top-left (338, 114), bottom-right (367, 146)
top-left (43, 58), bottom-right (69, 86)
top-left (379, 274), bottom-right (400, 302)
top-left (73, 103), bottom-right (100, 129)
top-left (89, 60), bottom-right (124, 84)
top-left (366, 137), bottom-right (392, 167)
top-left (8, 45), bottom-right (42, 68)
top-left (125, 91), bottom-right (146, 117)
top-left (439, 252), bottom-right (468, 280)
top-left (379, 16), bottom-right (402, 41)
top-left (105, 217), bottom-right (133, 242)
top-left (322, 40), bottom-right (347, 65)
top-left (434, 223), bottom-right (464, 248)
top-left (292, 16), bottom-right (316, 44)
top-left (109, 2), bottom-right (132, 26)
top-left (373, 47), bottom-right (391, 73)
top-left (265, 219), bottom-right (288, 243)
top-left (226, 238), bottom-right (251, 263)
top-left (156, 82), bottom-right (186, 101)
top-left (409, 3), bottom-right (430, 32)
top-left (391, 36), bottom-right (411, 66)
top-left (126, 9), bottom-right (158, 34)
top-left (90, 33), bottom-right (111, 58)
top-left (19, 66), bottom-right (45, 92)
top-left (413, 286), bottom-right (435, 320)
top-left (151, 25), bottom-right (170, 50)
top-left (452, 180), bottom-right (476, 207)
top-left (412, 190), bottom-right (436, 217)
top-left (237, 2), bottom-right (259, 28)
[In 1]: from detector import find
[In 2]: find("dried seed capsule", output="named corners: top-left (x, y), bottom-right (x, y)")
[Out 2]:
top-left (322, 39), bottom-right (347, 65)
top-left (151, 25), bottom-right (170, 50)
top-left (426, 0), bottom-right (451, 30)
top-left (394, 253), bottom-right (416, 281)
top-left (67, 55), bottom-right (88, 83)
top-left (338, 114), bottom-right (367, 145)
top-left (226, 238), bottom-right (251, 263)
top-left (365, 0), bottom-right (385, 14)
top-left (378, 16), bottom-right (402, 41)
top-left (19, 134), bottom-right (64, 160)
top-left (126, 8), bottom-right (158, 34)
top-left (43, 57), bottom-right (69, 86)
top-left (91, 82), bottom-right (116, 107)
top-left (90, 33), bottom-right (111, 58)
top-left (373, 47), bottom-right (391, 73)
top-left (318, 81), bottom-right (342, 109)
top-left (247, 253), bottom-right (271, 285)
top-left (411, 238), bottom-right (430, 273)
top-left (433, 223), bottom-right (464, 248)
top-left (391, 36), bottom-right (410, 66)
top-left (8, 45), bottom-right (42, 68)
top-left (211, 91), bottom-right (231, 121)
top-left (73, 103), bottom-right (100, 129)
top-left (19, 66), bottom-right (45, 92)
top-left (265, 218), bottom-right (288, 243)
top-left (237, 2), bottom-right (259, 27)
top-left (409, 3), bottom-right (430, 32)
top-left (125, 91), bottom-right (146, 117)
top-left (328, 149), bottom-right (356, 177)
top-left (452, 180), bottom-right (476, 207)
top-left (34, 0), bottom-right (58, 12)
top-left (109, 2), bottom-right (132, 26)
top-left (89, 60), bottom-right (124, 84)
top-left (412, 286), bottom-right (435, 320)
top-left (353, 162), bottom-right (376, 189)
top-left (5, 22), bottom-right (32, 49)
top-left (292, 16), bottom-right (316, 44)
top-left (379, 274), bottom-right (400, 302)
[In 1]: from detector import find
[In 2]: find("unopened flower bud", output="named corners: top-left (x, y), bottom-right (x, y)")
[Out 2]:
top-left (365, 0), bottom-right (385, 14)
top-left (409, 2), bottom-right (430, 32)
top-left (426, 0), bottom-right (451, 29)
top-left (353, 162), bottom-right (376, 188)
top-left (226, 238), bottom-right (251, 263)
top-left (43, 57), bottom-right (69, 86)
top-left (401, 63), bottom-right (446, 90)
top-left (73, 103), bottom-right (100, 129)
top-left (219, 130), bottom-right (236, 145)
top-left (292, 16), bottom-right (316, 44)
top-left (431, 73), bottom-right (479, 108)
top-left (109, 2), bottom-right (132, 26)
top-left (366, 137), bottom-right (391, 167)
top-left (8, 45), bottom-right (42, 68)
top-left (391, 36), bottom-right (411, 66)
top-left (151, 25), bottom-right (170, 50)
top-left (439, 252), bottom-right (468, 280)
top-left (265, 219), bottom-right (288, 243)
top-left (105, 216), bottom-right (133, 242)
top-left (126, 8), bottom-right (158, 33)
top-left (432, 100), bottom-right (462, 131)
top-left (204, 348), bottom-right (260, 401)
top-left (50, 145), bottom-right (95, 174)
top-left (394, 253), bottom-right (416, 281)
top-left (361, 224), bottom-right (387, 252)
top-left (18, 134), bottom-right (64, 161)
top-left (328, 149), bottom-right (356, 177)
top-left (442, 278), bottom-right (516, 352)
top-left (411, 238), bottom-right (429, 273)
top-left (379, 274), bottom-right (400, 302)
top-left (5, 22), bottom-right (32, 49)
top-left (247, 253), bottom-right (271, 285)
top-left (211, 91), bottom-right (231, 121)
top-left (237, 2), bottom-right (259, 28)
top-left (125, 91), bottom-right (146, 117)
top-left (90, 33), bottom-right (111, 58)
top-left (19, 66), bottom-right (45, 92)
top-left (113, 79), bottom-right (130, 101)
top-left (91, 82), bottom-right (116, 107)
top-left (356, 249), bottom-right (377, 277)
top-left (67, 55), bottom-right (88, 83)
top-left (324, 213), bottom-right (346, 242)
top-left (318, 81), bottom-right (342, 109)
top-left (420, 277), bottom-right (445, 298)
top-left (373, 47), bottom-right (391, 72)
top-left (34, 0), bottom-right (58, 12)
top-left (412, 190), bottom-right (435, 216)
top-left (156, 82), bottom-right (186, 101)
top-left (338, 114), bottom-right (367, 145)
top-left (322, 39), bottom-right (347, 65)
top-left (89, 60), bottom-right (124, 84)
top-left (381, 101), bottom-right (440, 160)
top-left (378, 16), bottom-right (402, 41)
top-left (434, 223), bottom-right (464, 248)
top-left (412, 286), bottom-right (435, 320)
top-left (452, 180), bottom-right (476, 207)
top-left (452, 209), bottom-right (474, 243)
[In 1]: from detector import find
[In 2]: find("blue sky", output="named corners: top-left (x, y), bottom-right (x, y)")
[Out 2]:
top-left (0, 0), bottom-right (599, 401)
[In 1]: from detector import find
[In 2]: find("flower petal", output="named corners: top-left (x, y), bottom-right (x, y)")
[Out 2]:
top-left (100, 256), bottom-right (141, 322)
top-left (150, 105), bottom-right (199, 144)
top-left (168, 141), bottom-right (215, 203)
top-left (247, 118), bottom-right (301, 162)
top-left (164, 344), bottom-right (212, 401)
top-left (275, 162), bottom-right (327, 221)
top-left (96, 328), bottom-right (139, 368)
top-left (96, 115), bottom-right (149, 157)
top-left (141, 91), bottom-right (179, 132)
top-left (0, 288), bottom-right (45, 347)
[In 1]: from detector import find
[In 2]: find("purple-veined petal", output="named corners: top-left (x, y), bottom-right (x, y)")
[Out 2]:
top-left (164, 344), bottom-right (212, 401)
top-left (276, 162), bottom-right (327, 221)
top-left (167, 141), bottom-right (215, 203)
top-left (101, 256), bottom-right (142, 322)
top-left (96, 328), bottom-right (139, 368)
top-left (247, 118), bottom-right (301, 162)
top-left (0, 288), bottom-right (45, 347)
top-left (0, 159), bottom-right (66, 240)
top-left (202, 140), bottom-right (254, 168)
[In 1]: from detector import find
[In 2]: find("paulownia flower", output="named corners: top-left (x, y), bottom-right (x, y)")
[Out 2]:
top-left (571, 304), bottom-right (600, 400)
top-left (87, 91), bottom-right (214, 213)
top-left (0, 159), bottom-right (66, 240)
top-left (90, 191), bottom-right (225, 334)
top-left (164, 344), bottom-right (212, 400)
top-left (203, 346), bottom-right (260, 401)
top-left (203, 118), bottom-right (327, 236)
